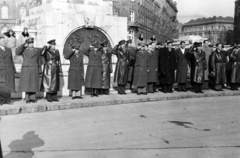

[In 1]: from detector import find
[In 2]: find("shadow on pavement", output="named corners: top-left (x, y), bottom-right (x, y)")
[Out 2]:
top-left (4, 131), bottom-right (44, 158)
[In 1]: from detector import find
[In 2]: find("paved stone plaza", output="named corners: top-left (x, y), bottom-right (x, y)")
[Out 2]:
top-left (1, 95), bottom-right (240, 158)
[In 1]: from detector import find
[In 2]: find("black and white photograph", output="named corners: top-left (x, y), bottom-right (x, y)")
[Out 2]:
top-left (0, 0), bottom-right (238, 157)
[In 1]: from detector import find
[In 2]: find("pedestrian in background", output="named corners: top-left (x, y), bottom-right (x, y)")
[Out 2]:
top-left (175, 41), bottom-right (190, 92)
top-left (18, 27), bottom-right (31, 46)
top-left (84, 43), bottom-right (102, 97)
top-left (189, 42), bottom-right (206, 93)
top-left (159, 41), bottom-right (176, 93)
top-left (41, 39), bottom-right (62, 102)
top-left (113, 40), bottom-right (130, 95)
top-left (64, 45), bottom-right (84, 99)
top-left (16, 38), bottom-right (44, 103)
top-left (210, 43), bottom-right (227, 91)
top-left (201, 40), bottom-right (212, 90)
top-left (147, 42), bottom-right (159, 93)
top-left (4, 29), bottom-right (17, 59)
top-left (100, 42), bottom-right (112, 95)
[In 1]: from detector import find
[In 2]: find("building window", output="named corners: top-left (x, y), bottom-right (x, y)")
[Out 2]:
top-left (130, 10), bottom-right (135, 22)
top-left (19, 6), bottom-right (26, 17)
top-left (1, 6), bottom-right (8, 19)
top-left (128, 30), bottom-right (134, 42)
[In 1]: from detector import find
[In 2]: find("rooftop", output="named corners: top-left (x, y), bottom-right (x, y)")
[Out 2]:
top-left (184, 16), bottom-right (234, 26)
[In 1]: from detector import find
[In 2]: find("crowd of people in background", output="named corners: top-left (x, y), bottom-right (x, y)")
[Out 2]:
top-left (0, 29), bottom-right (240, 105)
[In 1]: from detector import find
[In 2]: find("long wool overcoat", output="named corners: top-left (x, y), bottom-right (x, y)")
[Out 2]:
top-left (175, 48), bottom-right (189, 83)
top-left (84, 49), bottom-right (103, 89)
top-left (16, 44), bottom-right (44, 92)
top-left (159, 47), bottom-right (177, 85)
top-left (148, 49), bottom-right (159, 83)
top-left (64, 50), bottom-right (84, 90)
top-left (133, 50), bottom-right (149, 87)
top-left (0, 47), bottom-right (15, 92)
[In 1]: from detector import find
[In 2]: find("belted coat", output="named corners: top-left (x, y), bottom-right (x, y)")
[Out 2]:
top-left (40, 47), bottom-right (62, 92)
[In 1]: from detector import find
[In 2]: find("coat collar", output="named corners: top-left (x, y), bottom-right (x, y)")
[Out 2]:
top-left (0, 47), bottom-right (8, 57)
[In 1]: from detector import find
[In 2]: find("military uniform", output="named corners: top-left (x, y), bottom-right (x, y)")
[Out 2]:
top-left (16, 38), bottom-right (44, 103)
top-left (84, 44), bottom-right (103, 97)
top-left (64, 46), bottom-right (84, 99)
top-left (40, 40), bottom-right (62, 102)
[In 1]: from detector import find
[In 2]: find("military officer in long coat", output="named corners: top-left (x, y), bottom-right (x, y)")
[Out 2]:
top-left (113, 40), bottom-right (130, 95)
top-left (175, 41), bottom-right (190, 92)
top-left (159, 41), bottom-right (177, 93)
top-left (40, 39), bottom-right (62, 102)
top-left (133, 43), bottom-right (149, 95)
top-left (0, 34), bottom-right (15, 104)
top-left (64, 46), bottom-right (84, 99)
top-left (200, 40), bottom-right (212, 90)
top-left (211, 43), bottom-right (227, 91)
top-left (229, 45), bottom-right (240, 90)
top-left (189, 42), bottom-right (206, 93)
top-left (16, 38), bottom-right (45, 103)
top-left (147, 42), bottom-right (159, 93)
top-left (100, 42), bottom-right (112, 95)
top-left (84, 43), bottom-right (103, 97)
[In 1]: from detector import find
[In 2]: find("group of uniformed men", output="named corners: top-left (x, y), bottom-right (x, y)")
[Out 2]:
top-left (0, 33), bottom-right (240, 105)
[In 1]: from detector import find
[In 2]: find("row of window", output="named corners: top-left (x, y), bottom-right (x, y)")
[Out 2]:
top-left (0, 5), bottom-right (26, 20)
top-left (184, 25), bottom-right (233, 32)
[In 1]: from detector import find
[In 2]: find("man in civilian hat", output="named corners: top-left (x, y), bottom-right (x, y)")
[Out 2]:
top-left (126, 39), bottom-right (136, 90)
top-left (113, 40), bottom-right (130, 94)
top-left (175, 41), bottom-right (190, 92)
top-left (0, 34), bottom-right (15, 104)
top-left (99, 42), bottom-right (112, 95)
top-left (40, 39), bottom-right (62, 102)
top-left (84, 42), bottom-right (103, 97)
top-left (159, 41), bottom-right (177, 93)
top-left (16, 37), bottom-right (45, 103)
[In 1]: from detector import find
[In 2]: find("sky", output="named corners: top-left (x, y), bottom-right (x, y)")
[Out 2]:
top-left (175, 0), bottom-right (235, 23)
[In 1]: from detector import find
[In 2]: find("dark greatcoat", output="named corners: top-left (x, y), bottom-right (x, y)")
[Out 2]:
top-left (211, 50), bottom-right (226, 85)
top-left (148, 49), bottom-right (159, 83)
top-left (40, 47), bottom-right (62, 92)
top-left (0, 77), bottom-right (11, 102)
top-left (159, 47), bottom-right (177, 84)
top-left (189, 49), bottom-right (206, 84)
top-left (101, 50), bottom-right (112, 89)
top-left (127, 46), bottom-right (137, 82)
top-left (201, 45), bottom-right (212, 80)
top-left (175, 48), bottom-right (189, 83)
top-left (0, 47), bottom-right (15, 92)
top-left (84, 49), bottom-right (102, 89)
top-left (64, 50), bottom-right (84, 90)
top-left (113, 47), bottom-right (130, 86)
top-left (229, 48), bottom-right (240, 83)
top-left (16, 44), bottom-right (44, 92)
top-left (133, 49), bottom-right (149, 87)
